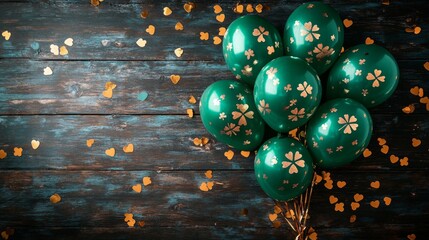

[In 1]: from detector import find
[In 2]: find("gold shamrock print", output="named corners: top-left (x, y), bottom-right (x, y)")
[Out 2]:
top-left (232, 104), bottom-right (254, 126)
top-left (297, 81), bottom-right (313, 98)
top-left (266, 67), bottom-right (277, 79)
top-left (258, 99), bottom-right (271, 115)
top-left (338, 114), bottom-right (358, 134)
top-left (366, 69), bottom-right (386, 87)
top-left (282, 151), bottom-right (306, 174)
top-left (252, 26), bottom-right (269, 42)
top-left (313, 43), bottom-right (334, 59)
top-left (223, 123), bottom-right (240, 136)
top-left (288, 108), bottom-right (306, 121)
top-left (300, 22), bottom-right (320, 42)
top-left (244, 49), bottom-right (254, 60)
top-left (241, 65), bottom-right (253, 76)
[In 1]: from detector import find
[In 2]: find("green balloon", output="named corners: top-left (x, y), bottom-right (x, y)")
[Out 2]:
top-left (284, 2), bottom-right (344, 74)
top-left (254, 136), bottom-right (314, 201)
top-left (223, 15), bottom-right (284, 86)
top-left (327, 44), bottom-right (400, 108)
top-left (305, 98), bottom-right (373, 169)
top-left (254, 56), bottom-right (322, 133)
top-left (200, 80), bottom-right (265, 151)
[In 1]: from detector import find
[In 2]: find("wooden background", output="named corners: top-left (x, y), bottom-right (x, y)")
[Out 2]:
top-left (0, 0), bottom-right (428, 239)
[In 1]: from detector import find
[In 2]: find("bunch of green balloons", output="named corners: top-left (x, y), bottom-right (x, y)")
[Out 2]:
top-left (199, 2), bottom-right (399, 201)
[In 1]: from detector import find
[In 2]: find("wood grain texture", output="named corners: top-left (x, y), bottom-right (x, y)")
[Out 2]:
top-left (0, 0), bottom-right (428, 239)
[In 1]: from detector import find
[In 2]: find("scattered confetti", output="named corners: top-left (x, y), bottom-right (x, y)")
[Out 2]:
top-left (137, 91), bottom-right (148, 101)
top-left (213, 5), bottom-right (222, 14)
top-left (350, 202), bottom-right (360, 210)
top-left (362, 148), bottom-right (372, 157)
top-left (132, 184), bottom-right (142, 193)
top-left (105, 148), bottom-right (115, 157)
top-left (1, 228), bottom-right (14, 240)
top-left (136, 38), bottom-right (147, 48)
top-left (218, 27), bottom-right (226, 36)
top-left (86, 139), bottom-right (95, 147)
top-left (365, 37), bottom-right (374, 45)
top-left (205, 170), bottom-right (213, 179)
top-left (420, 97), bottom-right (429, 111)
top-left (370, 181), bottom-right (380, 189)
top-left (124, 213), bottom-right (136, 227)
top-left (163, 7), bottom-right (172, 16)
top-left (240, 151), bottom-right (250, 158)
top-left (380, 145), bottom-right (389, 154)
top-left (174, 48), bottom-right (183, 57)
top-left (143, 176), bottom-right (152, 186)
top-left (402, 104), bottom-right (415, 114)
top-left (137, 220), bottom-right (145, 227)
top-left (273, 205), bottom-right (282, 214)
top-left (370, 200), bottom-right (380, 208)
top-left (216, 14), bottom-right (225, 23)
top-left (246, 4), bottom-right (254, 13)
top-left (188, 95), bottom-right (197, 104)
top-left (383, 196), bottom-right (392, 206)
top-left (102, 88), bottom-right (113, 98)
top-left (329, 195), bottom-right (338, 204)
top-left (410, 86), bottom-right (424, 97)
top-left (200, 32), bottom-right (209, 40)
top-left (315, 174), bottom-right (322, 184)
top-left (43, 67), bottom-right (53, 76)
top-left (407, 233), bottom-right (416, 240)
top-left (183, 2), bottom-right (195, 13)
top-left (199, 181), bottom-right (214, 191)
top-left (59, 46), bottom-right (68, 56)
top-left (268, 213), bottom-right (277, 221)
top-left (324, 179), bottom-right (333, 189)
top-left (50, 193), bottom-right (61, 204)
top-left (146, 25), bottom-right (155, 35)
top-left (354, 193), bottom-right (364, 202)
top-left (334, 202), bottom-right (344, 212)
top-left (213, 36), bottom-right (222, 45)
top-left (411, 138), bottom-right (422, 147)
top-left (337, 181), bottom-right (346, 188)
top-left (90, 0), bottom-right (100, 7)
top-left (350, 215), bottom-right (357, 223)
top-left (377, 138), bottom-right (387, 146)
top-left (193, 137), bottom-right (209, 146)
top-left (381, 0), bottom-right (390, 5)
top-left (2, 31), bottom-right (11, 40)
top-left (140, 10), bottom-right (148, 19)
top-left (0, 150), bottom-right (7, 159)
top-left (31, 139), bottom-right (40, 150)
top-left (187, 108), bottom-right (194, 118)
top-left (343, 19), bottom-right (353, 28)
top-left (424, 62), bottom-right (429, 71)
top-left (308, 227), bottom-right (317, 240)
top-left (400, 157), bottom-right (409, 166)
top-left (224, 149), bottom-right (234, 160)
top-left (123, 143), bottom-right (134, 153)
top-left (175, 22), bottom-right (184, 31)
top-left (13, 147), bottom-right (22, 157)
top-left (234, 3), bottom-right (244, 14)
top-left (413, 26), bottom-right (421, 34)
top-left (64, 38), bottom-right (73, 46)
top-left (50, 44), bottom-right (59, 55)
top-left (255, 4), bottom-right (263, 13)
top-left (390, 154), bottom-right (399, 164)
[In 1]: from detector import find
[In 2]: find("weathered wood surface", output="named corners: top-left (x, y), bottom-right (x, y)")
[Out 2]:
top-left (0, 0), bottom-right (428, 239)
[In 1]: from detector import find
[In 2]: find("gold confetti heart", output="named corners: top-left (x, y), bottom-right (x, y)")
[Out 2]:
top-left (308, 227), bottom-right (317, 240)
top-left (402, 104), bottom-right (415, 114)
top-left (410, 86), bottom-right (424, 97)
top-left (216, 14), bottom-right (225, 23)
top-left (337, 181), bottom-right (346, 188)
top-left (2, 30), bottom-right (11, 40)
top-left (13, 147), bottom-right (23, 157)
top-left (64, 38), bottom-right (73, 46)
top-left (105, 148), bottom-right (115, 157)
top-left (170, 74), bottom-right (181, 84)
top-left (91, 0), bottom-right (100, 7)
top-left (365, 37), bottom-right (374, 45)
top-left (86, 139), bottom-right (95, 147)
top-left (329, 195), bottom-right (338, 204)
top-left (0, 149), bottom-right (7, 159)
top-left (400, 157), bottom-right (409, 166)
top-left (377, 138), bottom-right (387, 146)
top-left (163, 7), bottom-right (172, 16)
top-left (350, 202), bottom-right (360, 211)
top-left (315, 174), bottom-right (322, 184)
top-left (363, 148), bottom-right (372, 157)
top-left (218, 27), bottom-right (226, 36)
top-left (273, 205), bottom-right (282, 214)
top-left (205, 170), bottom-right (213, 179)
top-left (174, 48), bottom-right (183, 57)
top-left (188, 95), bottom-right (197, 104)
top-left (123, 143), bottom-right (134, 153)
top-left (102, 88), bottom-right (113, 98)
top-left (343, 19), bottom-right (353, 28)
top-left (246, 4), bottom-right (254, 13)
top-left (370, 181), bottom-right (380, 189)
top-left (43, 67), bottom-right (53, 76)
top-left (124, 213), bottom-right (136, 227)
top-left (146, 25), bottom-right (155, 35)
top-left (240, 151), bottom-right (250, 158)
top-left (137, 220), bottom-right (145, 227)
top-left (132, 184), bottom-right (142, 193)
top-left (136, 38), bottom-right (147, 48)
top-left (383, 196), bottom-right (392, 206)
top-left (175, 22), bottom-right (184, 31)
top-left (268, 213), bottom-right (277, 222)
top-left (420, 96), bottom-right (429, 111)
top-left (50, 44), bottom-right (59, 55)
top-left (183, 2), bottom-right (195, 13)
top-left (143, 176), bottom-right (152, 186)
top-left (50, 193), bottom-right (61, 204)
top-left (354, 193), bottom-right (364, 202)
top-left (140, 10), bottom-right (148, 19)
top-left (200, 32), bottom-right (209, 40)
top-left (334, 202), bottom-right (344, 212)
top-left (207, 181), bottom-right (214, 190)
top-left (31, 140), bottom-right (40, 150)
top-left (224, 149), bottom-right (234, 160)
top-left (382, 0), bottom-right (390, 5)
top-left (424, 62), bottom-right (429, 71)
top-left (407, 234), bottom-right (416, 240)
top-left (350, 215), bottom-right (357, 223)
top-left (390, 154), bottom-right (399, 164)
top-left (187, 108), bottom-right (194, 118)
top-left (412, 138), bottom-right (421, 147)
top-left (234, 3), bottom-right (244, 13)
top-left (59, 46), bottom-right (68, 55)
top-left (414, 26), bottom-right (421, 34)
top-left (370, 200), bottom-right (380, 208)
top-left (380, 145), bottom-right (389, 154)
top-left (213, 4), bottom-right (222, 14)
top-left (199, 182), bottom-right (211, 192)
top-left (255, 4), bottom-right (263, 13)
top-left (193, 137), bottom-right (209, 147)
top-left (324, 179), bottom-right (333, 190)
top-left (213, 36), bottom-right (222, 45)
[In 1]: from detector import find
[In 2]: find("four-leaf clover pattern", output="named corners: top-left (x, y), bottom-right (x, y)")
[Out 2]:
top-left (282, 151), bottom-right (306, 174)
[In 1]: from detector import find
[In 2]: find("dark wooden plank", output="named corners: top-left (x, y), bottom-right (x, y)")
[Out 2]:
top-left (0, 59), bottom-right (427, 115)
top-left (0, 171), bottom-right (427, 231)
top-left (0, 1), bottom-right (427, 61)
top-left (0, 115), bottom-right (427, 171)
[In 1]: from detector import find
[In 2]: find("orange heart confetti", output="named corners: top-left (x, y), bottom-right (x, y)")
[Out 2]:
top-left (137, 220), bottom-right (145, 227)
top-left (324, 179), bottom-right (333, 190)
top-left (272, 220), bottom-right (281, 228)
top-left (200, 32), bottom-right (209, 40)
top-left (2, 30), bottom-right (11, 40)
top-left (334, 202), bottom-right (344, 212)
top-left (370, 200), bottom-right (380, 208)
top-left (64, 38), bottom-right (73, 47)
top-left (199, 182), bottom-right (209, 191)
top-left (175, 22), bottom-right (184, 31)
top-left (174, 48), bottom-right (183, 57)
top-left (400, 157), bottom-right (409, 166)
top-left (218, 27), bottom-right (226, 36)
top-left (234, 4), bottom-right (244, 13)
top-left (390, 154), bottom-right (399, 164)
top-left (91, 0), bottom-right (100, 7)
top-left (414, 26), bottom-right (421, 34)
top-left (216, 14), bottom-right (225, 23)
top-left (136, 38), bottom-right (147, 48)
top-left (315, 174), bottom-right (322, 184)
top-left (50, 44), bottom-right (59, 55)
top-left (123, 143), bottom-right (134, 153)
top-left (105, 148), bottom-right (115, 157)
top-left (43, 67), bottom-right (53, 76)
top-left (124, 213), bottom-right (136, 227)
top-left (246, 4), bottom-right (254, 13)
top-left (240, 151), bottom-right (250, 158)
top-left (424, 62), bottom-right (429, 71)
top-left (205, 170), bottom-right (213, 179)
top-left (213, 36), bottom-right (222, 45)
top-left (329, 195), bottom-right (338, 204)
top-left (343, 19), bottom-right (353, 28)
top-left (59, 46), bottom-right (68, 55)
top-left (255, 4), bottom-right (263, 13)
top-left (140, 10), bottom-right (148, 19)
top-left (31, 140), bottom-right (40, 150)
top-left (146, 25), bottom-right (155, 35)
top-left (354, 193), bottom-right (364, 202)
top-left (363, 148), bottom-right (372, 157)
top-left (383, 196), bottom-right (392, 206)
top-left (224, 149), bottom-right (234, 160)
top-left (163, 7), bottom-right (172, 16)
top-left (350, 202), bottom-right (360, 211)
top-left (380, 145), bottom-right (389, 154)
top-left (193, 137), bottom-right (209, 147)
top-left (50, 193), bottom-right (61, 204)
top-left (402, 104), bottom-right (415, 114)
top-left (322, 171), bottom-right (331, 180)
top-left (407, 234), bottom-right (416, 240)
top-left (183, 2), bottom-right (195, 13)
top-left (86, 139), bottom-right (95, 147)
top-left (377, 138), bottom-right (387, 146)
top-left (170, 74), bottom-right (181, 84)
top-left (132, 184), bottom-right (142, 193)
top-left (410, 86), bottom-right (424, 97)
top-left (337, 181), bottom-right (346, 188)
top-left (420, 97), bottom-right (429, 111)
top-left (412, 138), bottom-right (421, 147)
top-left (1, 228), bottom-right (14, 240)
top-left (308, 227), bottom-right (317, 240)
top-left (186, 108), bottom-right (194, 118)
top-left (350, 215), bottom-right (357, 223)
top-left (365, 37), bottom-right (374, 45)
top-left (0, 150), bottom-right (7, 159)
top-left (273, 205), bottom-right (282, 214)
top-left (143, 176), bottom-right (152, 186)
top-left (188, 95), bottom-right (197, 104)
top-left (213, 5), bottom-right (222, 14)
top-left (382, 0), bottom-right (390, 5)
top-left (13, 147), bottom-right (22, 157)
top-left (268, 213), bottom-right (278, 222)
top-left (102, 88), bottom-right (113, 98)
top-left (370, 181), bottom-right (380, 189)
top-left (105, 81), bottom-right (116, 90)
